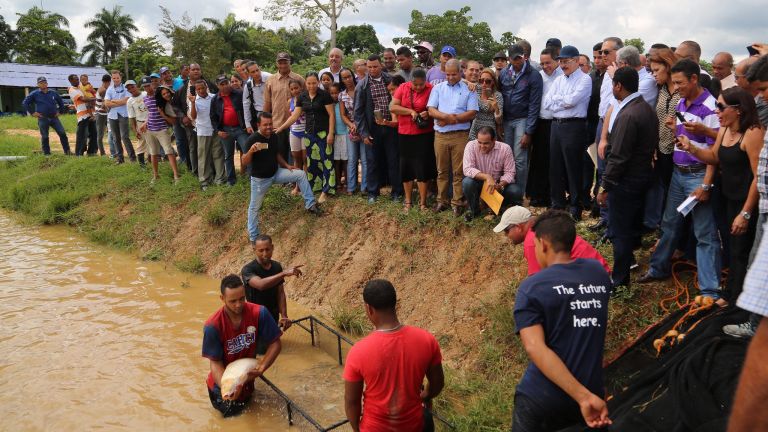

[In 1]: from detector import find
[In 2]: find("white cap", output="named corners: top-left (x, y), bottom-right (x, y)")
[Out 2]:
top-left (493, 206), bottom-right (532, 233)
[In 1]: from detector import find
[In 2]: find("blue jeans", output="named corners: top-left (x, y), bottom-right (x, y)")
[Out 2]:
top-left (37, 116), bottom-right (70, 155)
top-left (248, 169), bottom-right (317, 241)
top-left (648, 169), bottom-right (722, 298)
top-left (503, 118), bottom-right (528, 197)
top-left (462, 176), bottom-right (522, 215)
top-left (347, 138), bottom-right (368, 193)
top-left (595, 118), bottom-right (609, 223)
top-left (220, 126), bottom-right (250, 185)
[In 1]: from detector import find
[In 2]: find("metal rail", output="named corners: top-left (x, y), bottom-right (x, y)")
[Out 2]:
top-left (260, 315), bottom-right (455, 430)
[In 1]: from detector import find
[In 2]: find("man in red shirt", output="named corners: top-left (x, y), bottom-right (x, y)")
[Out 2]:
top-left (202, 274), bottom-right (282, 417)
top-left (343, 279), bottom-right (444, 432)
top-left (210, 75), bottom-right (251, 185)
top-left (494, 206), bottom-right (610, 276)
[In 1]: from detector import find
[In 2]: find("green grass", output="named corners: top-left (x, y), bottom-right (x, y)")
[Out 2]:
top-left (0, 131), bottom-right (40, 156)
top-left (0, 114), bottom-right (77, 131)
top-left (175, 255), bottom-right (206, 273)
top-left (330, 303), bottom-right (371, 336)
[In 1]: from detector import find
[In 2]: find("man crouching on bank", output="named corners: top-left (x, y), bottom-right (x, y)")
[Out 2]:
top-left (202, 274), bottom-right (282, 417)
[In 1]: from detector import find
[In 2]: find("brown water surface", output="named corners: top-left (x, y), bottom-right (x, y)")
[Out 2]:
top-left (0, 212), bottom-right (350, 431)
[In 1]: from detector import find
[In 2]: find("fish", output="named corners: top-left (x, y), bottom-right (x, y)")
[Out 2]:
top-left (220, 358), bottom-right (259, 400)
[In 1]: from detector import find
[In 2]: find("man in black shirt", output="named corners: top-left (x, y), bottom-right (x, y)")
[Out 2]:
top-left (241, 234), bottom-right (303, 328)
top-left (595, 67), bottom-right (658, 288)
top-left (243, 112), bottom-right (321, 243)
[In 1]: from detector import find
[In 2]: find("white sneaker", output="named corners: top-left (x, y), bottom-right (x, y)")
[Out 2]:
top-left (723, 322), bottom-right (756, 339)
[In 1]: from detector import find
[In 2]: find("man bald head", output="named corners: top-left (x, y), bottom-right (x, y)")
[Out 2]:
top-left (675, 41), bottom-right (702, 63)
top-left (445, 59), bottom-right (461, 85)
top-left (735, 57), bottom-right (758, 92)
top-left (712, 52), bottom-right (734, 80)
top-left (328, 47), bottom-right (343, 73)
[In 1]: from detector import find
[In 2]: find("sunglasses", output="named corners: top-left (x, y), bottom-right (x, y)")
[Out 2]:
top-left (480, 79), bottom-right (495, 84)
top-left (715, 101), bottom-right (739, 111)
top-left (600, 49), bottom-right (614, 55)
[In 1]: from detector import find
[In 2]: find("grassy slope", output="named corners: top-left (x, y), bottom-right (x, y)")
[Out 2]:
top-left (0, 119), bottom-right (674, 431)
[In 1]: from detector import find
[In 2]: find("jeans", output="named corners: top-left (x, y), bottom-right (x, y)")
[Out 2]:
top-left (365, 124), bottom-right (402, 197)
top-left (75, 118), bottom-right (97, 156)
top-left (248, 169), bottom-right (317, 241)
top-left (95, 114), bottom-right (107, 155)
top-left (608, 176), bottom-right (650, 287)
top-left (462, 176), bottom-right (522, 215)
top-left (347, 138), bottom-right (368, 193)
top-left (648, 169), bottom-right (722, 298)
top-left (108, 115), bottom-right (136, 162)
top-left (37, 116), bottom-right (70, 155)
top-left (220, 126), bottom-right (250, 185)
top-left (503, 117), bottom-right (528, 196)
top-left (594, 118), bottom-right (609, 223)
top-left (511, 392), bottom-right (582, 432)
top-left (549, 120), bottom-right (587, 212)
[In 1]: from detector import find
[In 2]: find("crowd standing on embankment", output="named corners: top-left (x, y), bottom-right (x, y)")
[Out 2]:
top-left (18, 36), bottom-right (768, 431)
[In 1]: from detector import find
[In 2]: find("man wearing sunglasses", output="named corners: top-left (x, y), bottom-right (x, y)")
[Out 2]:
top-left (499, 43), bottom-right (543, 203)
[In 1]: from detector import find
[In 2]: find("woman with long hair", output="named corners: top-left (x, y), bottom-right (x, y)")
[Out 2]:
top-left (678, 87), bottom-right (765, 303)
top-left (469, 68), bottom-right (503, 140)
top-left (390, 68), bottom-right (436, 211)
top-left (275, 72), bottom-right (336, 203)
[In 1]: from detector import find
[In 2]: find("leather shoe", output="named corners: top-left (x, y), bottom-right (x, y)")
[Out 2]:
top-left (637, 272), bottom-right (666, 284)
top-left (434, 203), bottom-right (449, 212)
top-left (452, 206), bottom-right (462, 217)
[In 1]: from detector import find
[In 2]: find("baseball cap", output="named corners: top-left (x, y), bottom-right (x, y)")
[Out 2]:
top-left (276, 52), bottom-right (291, 62)
top-left (557, 45), bottom-right (580, 59)
top-left (158, 84), bottom-right (175, 94)
top-left (150, 73), bottom-right (161, 79)
top-left (493, 51), bottom-right (507, 60)
top-left (493, 206), bottom-right (532, 233)
top-left (37, 76), bottom-right (47, 83)
top-left (414, 41), bottom-right (434, 53)
top-left (125, 80), bottom-right (137, 86)
top-left (159, 66), bottom-right (170, 74)
top-left (508, 44), bottom-right (525, 59)
top-left (546, 38), bottom-right (563, 48)
top-left (215, 74), bottom-right (230, 85)
top-left (140, 76), bottom-right (152, 86)
top-left (440, 45), bottom-right (457, 58)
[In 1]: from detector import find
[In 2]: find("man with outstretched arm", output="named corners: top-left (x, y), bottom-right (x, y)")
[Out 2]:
top-left (202, 274), bottom-right (282, 417)
top-left (511, 210), bottom-right (612, 431)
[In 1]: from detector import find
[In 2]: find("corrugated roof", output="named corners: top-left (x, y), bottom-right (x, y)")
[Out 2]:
top-left (0, 62), bottom-right (110, 88)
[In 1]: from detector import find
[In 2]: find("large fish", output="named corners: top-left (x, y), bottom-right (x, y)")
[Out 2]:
top-left (220, 358), bottom-right (259, 400)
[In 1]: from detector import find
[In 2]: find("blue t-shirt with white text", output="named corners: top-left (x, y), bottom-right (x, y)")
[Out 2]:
top-left (514, 258), bottom-right (612, 411)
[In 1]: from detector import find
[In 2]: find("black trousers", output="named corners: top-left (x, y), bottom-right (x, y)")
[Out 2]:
top-left (75, 118), bottom-right (97, 156)
top-left (208, 388), bottom-right (250, 418)
top-left (724, 197), bottom-right (758, 302)
top-left (549, 120), bottom-right (587, 211)
top-left (608, 176), bottom-right (650, 287)
top-left (527, 118), bottom-right (551, 205)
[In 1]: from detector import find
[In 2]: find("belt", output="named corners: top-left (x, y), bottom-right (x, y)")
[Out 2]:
top-left (435, 129), bottom-right (469, 134)
top-left (553, 117), bottom-right (586, 123)
top-left (675, 163), bottom-right (706, 173)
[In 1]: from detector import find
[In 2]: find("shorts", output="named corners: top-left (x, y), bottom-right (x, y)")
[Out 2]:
top-left (135, 121), bottom-right (147, 154)
top-left (289, 133), bottom-right (304, 152)
top-left (333, 134), bottom-right (349, 160)
top-left (145, 128), bottom-right (176, 156)
top-left (208, 387), bottom-right (250, 418)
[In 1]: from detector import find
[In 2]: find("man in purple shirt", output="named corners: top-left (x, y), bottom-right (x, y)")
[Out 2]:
top-left (461, 126), bottom-right (522, 221)
top-left (638, 59), bottom-right (722, 300)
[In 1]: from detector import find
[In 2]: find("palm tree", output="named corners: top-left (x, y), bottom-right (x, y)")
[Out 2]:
top-left (203, 14), bottom-right (251, 61)
top-left (82, 6), bottom-right (138, 66)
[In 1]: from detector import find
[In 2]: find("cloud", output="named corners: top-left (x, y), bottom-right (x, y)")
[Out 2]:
top-left (0, 0), bottom-right (762, 63)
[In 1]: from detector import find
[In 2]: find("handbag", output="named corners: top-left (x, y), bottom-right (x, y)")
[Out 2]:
top-left (410, 88), bottom-right (430, 129)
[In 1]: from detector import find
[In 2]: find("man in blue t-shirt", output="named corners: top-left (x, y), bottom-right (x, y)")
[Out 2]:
top-left (512, 210), bottom-right (612, 431)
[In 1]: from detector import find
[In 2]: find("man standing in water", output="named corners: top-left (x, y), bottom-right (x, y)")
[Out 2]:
top-left (344, 279), bottom-right (444, 432)
top-left (202, 274), bottom-right (282, 417)
top-left (241, 234), bottom-right (302, 331)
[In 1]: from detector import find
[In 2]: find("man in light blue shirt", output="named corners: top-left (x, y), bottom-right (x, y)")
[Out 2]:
top-left (104, 70), bottom-right (136, 163)
top-left (542, 45), bottom-right (592, 220)
top-left (428, 59), bottom-right (479, 214)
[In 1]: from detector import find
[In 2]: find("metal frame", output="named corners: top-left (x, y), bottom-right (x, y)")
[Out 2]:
top-left (259, 315), bottom-right (455, 430)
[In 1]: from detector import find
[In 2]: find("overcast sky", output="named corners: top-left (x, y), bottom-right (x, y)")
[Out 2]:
top-left (0, 0), bottom-right (762, 62)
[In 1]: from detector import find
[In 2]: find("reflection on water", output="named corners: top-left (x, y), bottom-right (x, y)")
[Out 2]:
top-left (0, 213), bottom-right (349, 431)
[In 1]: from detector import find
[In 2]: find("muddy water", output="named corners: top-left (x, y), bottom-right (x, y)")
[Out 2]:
top-left (0, 212), bottom-right (351, 431)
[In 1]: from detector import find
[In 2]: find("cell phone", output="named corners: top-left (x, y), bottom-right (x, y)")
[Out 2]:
top-left (747, 45), bottom-right (759, 56)
top-left (675, 111), bottom-right (687, 123)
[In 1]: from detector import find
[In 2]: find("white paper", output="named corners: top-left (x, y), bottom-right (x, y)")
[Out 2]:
top-left (676, 195), bottom-right (698, 216)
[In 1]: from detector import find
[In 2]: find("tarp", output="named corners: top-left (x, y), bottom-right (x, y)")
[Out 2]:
top-left (559, 305), bottom-right (750, 432)
top-left (0, 63), bottom-right (108, 89)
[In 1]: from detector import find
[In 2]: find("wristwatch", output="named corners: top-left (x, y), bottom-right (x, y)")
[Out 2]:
top-left (700, 184), bottom-right (714, 192)
top-left (742, 211), bottom-right (752, 220)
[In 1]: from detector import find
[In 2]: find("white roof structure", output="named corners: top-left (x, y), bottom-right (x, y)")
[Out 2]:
top-left (0, 62), bottom-right (109, 88)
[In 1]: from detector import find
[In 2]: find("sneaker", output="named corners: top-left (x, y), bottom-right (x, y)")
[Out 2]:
top-left (201, 185), bottom-right (208, 192)
top-left (307, 203), bottom-right (323, 216)
top-left (723, 322), bottom-right (756, 339)
top-left (367, 196), bottom-right (377, 204)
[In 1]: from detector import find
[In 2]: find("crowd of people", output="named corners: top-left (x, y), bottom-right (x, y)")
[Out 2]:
top-left (18, 34), bottom-right (768, 431)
